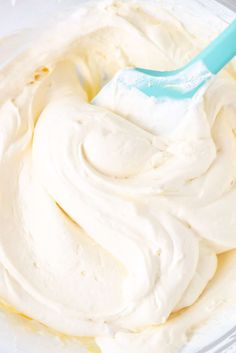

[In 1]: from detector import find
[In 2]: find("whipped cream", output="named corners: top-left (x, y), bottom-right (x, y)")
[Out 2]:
top-left (0, 1), bottom-right (236, 352)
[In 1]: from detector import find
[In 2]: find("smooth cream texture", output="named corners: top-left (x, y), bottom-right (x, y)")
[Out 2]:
top-left (0, 1), bottom-right (236, 352)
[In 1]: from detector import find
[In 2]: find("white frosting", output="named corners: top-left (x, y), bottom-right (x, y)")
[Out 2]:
top-left (0, 1), bottom-right (236, 352)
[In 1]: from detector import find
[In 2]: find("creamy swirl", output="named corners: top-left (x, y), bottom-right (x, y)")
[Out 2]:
top-left (0, 0), bottom-right (236, 352)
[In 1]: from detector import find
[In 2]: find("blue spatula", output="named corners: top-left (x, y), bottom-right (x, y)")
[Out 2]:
top-left (94, 20), bottom-right (236, 102)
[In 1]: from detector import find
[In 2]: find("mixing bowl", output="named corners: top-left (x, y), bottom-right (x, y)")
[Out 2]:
top-left (0, 1), bottom-right (235, 352)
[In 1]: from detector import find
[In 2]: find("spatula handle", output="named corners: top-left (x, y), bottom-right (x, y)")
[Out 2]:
top-left (194, 19), bottom-right (236, 74)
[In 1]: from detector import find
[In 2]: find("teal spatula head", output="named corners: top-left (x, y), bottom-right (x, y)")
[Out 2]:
top-left (94, 19), bottom-right (236, 102)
